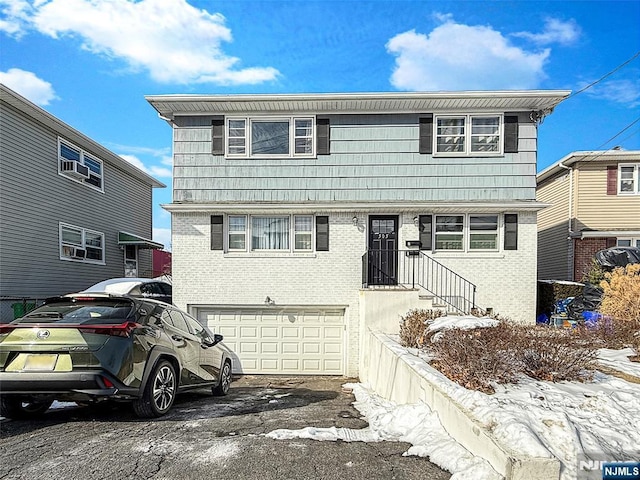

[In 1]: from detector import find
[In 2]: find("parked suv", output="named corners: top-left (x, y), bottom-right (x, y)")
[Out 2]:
top-left (0, 294), bottom-right (231, 419)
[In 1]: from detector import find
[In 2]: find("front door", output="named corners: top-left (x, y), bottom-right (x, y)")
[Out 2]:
top-left (368, 215), bottom-right (398, 285)
top-left (124, 245), bottom-right (138, 277)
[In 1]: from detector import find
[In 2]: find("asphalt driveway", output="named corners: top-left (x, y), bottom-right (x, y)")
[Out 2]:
top-left (0, 375), bottom-right (450, 480)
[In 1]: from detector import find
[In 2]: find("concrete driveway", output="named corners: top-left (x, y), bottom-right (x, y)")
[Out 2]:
top-left (0, 375), bottom-right (450, 480)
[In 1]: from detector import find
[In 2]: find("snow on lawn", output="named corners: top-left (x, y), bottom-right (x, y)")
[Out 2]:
top-left (267, 317), bottom-right (640, 480)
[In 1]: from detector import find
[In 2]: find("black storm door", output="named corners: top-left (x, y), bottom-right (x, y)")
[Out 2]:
top-left (368, 216), bottom-right (398, 285)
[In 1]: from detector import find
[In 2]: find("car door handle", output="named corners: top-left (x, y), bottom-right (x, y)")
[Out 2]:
top-left (171, 335), bottom-right (183, 342)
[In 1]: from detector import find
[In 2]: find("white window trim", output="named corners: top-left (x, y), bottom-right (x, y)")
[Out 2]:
top-left (433, 214), bottom-right (503, 253)
top-left (225, 116), bottom-right (316, 159)
top-left (59, 222), bottom-right (106, 265)
top-left (58, 138), bottom-right (104, 193)
top-left (617, 237), bottom-right (640, 247)
top-left (618, 163), bottom-right (639, 195)
top-left (434, 114), bottom-right (504, 157)
top-left (225, 214), bottom-right (317, 253)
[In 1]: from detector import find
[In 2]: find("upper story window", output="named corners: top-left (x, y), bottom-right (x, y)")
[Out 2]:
top-left (435, 115), bottom-right (502, 156)
top-left (58, 138), bottom-right (104, 191)
top-left (226, 117), bottom-right (315, 158)
top-left (619, 164), bottom-right (639, 194)
top-left (59, 223), bottom-right (105, 264)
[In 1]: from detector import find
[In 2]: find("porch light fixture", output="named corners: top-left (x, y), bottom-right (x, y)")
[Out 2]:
top-left (265, 296), bottom-right (275, 306)
top-left (413, 216), bottom-right (419, 226)
top-left (352, 216), bottom-right (358, 226)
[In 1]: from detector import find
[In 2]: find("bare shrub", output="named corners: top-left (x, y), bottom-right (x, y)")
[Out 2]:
top-left (399, 309), bottom-right (445, 348)
top-left (427, 322), bottom-right (597, 393)
top-left (600, 264), bottom-right (640, 322)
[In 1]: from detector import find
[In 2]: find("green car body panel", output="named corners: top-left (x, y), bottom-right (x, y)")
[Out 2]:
top-left (0, 294), bottom-right (231, 418)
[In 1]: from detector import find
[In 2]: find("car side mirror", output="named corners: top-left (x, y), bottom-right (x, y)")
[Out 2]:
top-left (204, 333), bottom-right (223, 346)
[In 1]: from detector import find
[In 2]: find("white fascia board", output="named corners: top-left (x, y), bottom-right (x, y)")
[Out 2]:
top-left (161, 201), bottom-right (549, 214)
top-left (576, 230), bottom-right (640, 238)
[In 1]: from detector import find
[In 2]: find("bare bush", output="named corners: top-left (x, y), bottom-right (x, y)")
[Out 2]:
top-left (600, 264), bottom-right (640, 322)
top-left (398, 309), bottom-right (445, 348)
top-left (427, 322), bottom-right (597, 393)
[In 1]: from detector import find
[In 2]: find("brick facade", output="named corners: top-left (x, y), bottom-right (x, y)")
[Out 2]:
top-left (573, 237), bottom-right (616, 281)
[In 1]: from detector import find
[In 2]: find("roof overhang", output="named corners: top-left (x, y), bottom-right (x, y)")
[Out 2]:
top-left (537, 150), bottom-right (640, 183)
top-left (118, 231), bottom-right (164, 249)
top-left (1, 85), bottom-right (165, 189)
top-left (146, 90), bottom-right (571, 121)
top-left (161, 201), bottom-right (549, 214)
top-left (572, 230), bottom-right (640, 239)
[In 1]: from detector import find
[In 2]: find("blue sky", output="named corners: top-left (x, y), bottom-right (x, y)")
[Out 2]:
top-left (1, 0), bottom-right (639, 251)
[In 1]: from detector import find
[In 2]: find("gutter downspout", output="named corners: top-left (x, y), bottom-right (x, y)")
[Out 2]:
top-left (558, 162), bottom-right (574, 279)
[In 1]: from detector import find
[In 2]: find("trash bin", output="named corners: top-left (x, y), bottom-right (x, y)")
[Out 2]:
top-left (11, 302), bottom-right (36, 319)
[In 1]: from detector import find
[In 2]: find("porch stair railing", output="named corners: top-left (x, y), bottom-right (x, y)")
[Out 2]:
top-left (361, 249), bottom-right (476, 315)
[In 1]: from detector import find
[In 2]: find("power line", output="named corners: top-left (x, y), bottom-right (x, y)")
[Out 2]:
top-left (565, 50), bottom-right (640, 101)
top-left (594, 117), bottom-right (640, 150)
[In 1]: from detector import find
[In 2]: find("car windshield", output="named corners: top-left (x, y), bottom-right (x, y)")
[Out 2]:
top-left (15, 299), bottom-right (136, 325)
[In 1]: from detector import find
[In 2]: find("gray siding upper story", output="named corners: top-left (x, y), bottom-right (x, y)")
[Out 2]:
top-left (147, 92), bottom-right (570, 207)
top-left (0, 85), bottom-right (164, 298)
top-left (170, 112), bottom-right (539, 204)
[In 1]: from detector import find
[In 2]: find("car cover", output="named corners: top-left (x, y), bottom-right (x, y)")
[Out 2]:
top-left (594, 247), bottom-right (640, 269)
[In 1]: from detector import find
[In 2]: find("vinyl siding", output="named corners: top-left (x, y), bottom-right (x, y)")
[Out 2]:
top-left (574, 161), bottom-right (640, 229)
top-left (537, 173), bottom-right (571, 280)
top-left (172, 112), bottom-right (537, 204)
top-left (0, 102), bottom-right (155, 298)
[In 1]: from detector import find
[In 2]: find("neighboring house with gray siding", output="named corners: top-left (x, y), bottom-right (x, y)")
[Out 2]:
top-left (147, 90), bottom-right (569, 377)
top-left (0, 84), bottom-right (165, 321)
top-left (537, 149), bottom-right (640, 281)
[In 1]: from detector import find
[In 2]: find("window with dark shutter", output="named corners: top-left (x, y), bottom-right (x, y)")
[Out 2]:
top-left (211, 215), bottom-right (223, 250)
top-left (212, 118), bottom-right (224, 155)
top-left (317, 119), bottom-right (330, 155)
top-left (316, 216), bottom-right (329, 251)
top-left (418, 215), bottom-right (433, 250)
top-left (419, 115), bottom-right (433, 154)
top-left (606, 166), bottom-right (618, 195)
top-left (504, 116), bottom-right (518, 153)
top-left (504, 214), bottom-right (518, 250)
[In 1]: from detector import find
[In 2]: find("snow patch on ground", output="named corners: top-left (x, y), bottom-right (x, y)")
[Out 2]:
top-left (267, 326), bottom-right (640, 480)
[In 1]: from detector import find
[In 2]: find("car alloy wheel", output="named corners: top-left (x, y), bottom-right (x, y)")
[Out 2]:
top-left (213, 361), bottom-right (231, 396)
top-left (133, 359), bottom-right (177, 418)
top-left (0, 396), bottom-right (53, 419)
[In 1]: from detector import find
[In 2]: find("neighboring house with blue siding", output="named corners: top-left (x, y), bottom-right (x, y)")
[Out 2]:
top-left (146, 90), bottom-right (569, 377)
top-left (0, 84), bottom-right (165, 321)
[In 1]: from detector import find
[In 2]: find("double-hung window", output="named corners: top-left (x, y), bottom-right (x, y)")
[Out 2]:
top-left (435, 115), bottom-right (502, 156)
top-left (435, 216), bottom-right (464, 250)
top-left (469, 215), bottom-right (498, 250)
top-left (59, 223), bottom-right (105, 264)
top-left (619, 164), bottom-right (639, 194)
top-left (430, 214), bottom-right (506, 252)
top-left (223, 214), bottom-right (316, 252)
top-left (226, 117), bottom-right (315, 158)
top-left (58, 138), bottom-right (104, 191)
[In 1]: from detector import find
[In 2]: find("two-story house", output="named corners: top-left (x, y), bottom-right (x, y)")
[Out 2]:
top-left (0, 84), bottom-right (165, 321)
top-left (146, 90), bottom-right (569, 377)
top-left (537, 149), bottom-right (640, 282)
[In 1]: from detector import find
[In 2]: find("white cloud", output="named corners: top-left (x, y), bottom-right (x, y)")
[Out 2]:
top-left (0, 67), bottom-right (57, 105)
top-left (119, 153), bottom-right (172, 179)
top-left (0, 0), bottom-right (32, 37)
top-left (2, 0), bottom-right (279, 85)
top-left (386, 17), bottom-right (550, 91)
top-left (153, 227), bottom-right (171, 252)
top-left (583, 78), bottom-right (640, 108)
top-left (513, 18), bottom-right (581, 46)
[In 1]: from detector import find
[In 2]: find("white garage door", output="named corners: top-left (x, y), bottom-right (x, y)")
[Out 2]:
top-left (196, 307), bottom-right (345, 375)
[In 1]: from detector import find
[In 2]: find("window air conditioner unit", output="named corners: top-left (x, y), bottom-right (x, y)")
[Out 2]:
top-left (71, 248), bottom-right (86, 259)
top-left (61, 160), bottom-right (89, 179)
